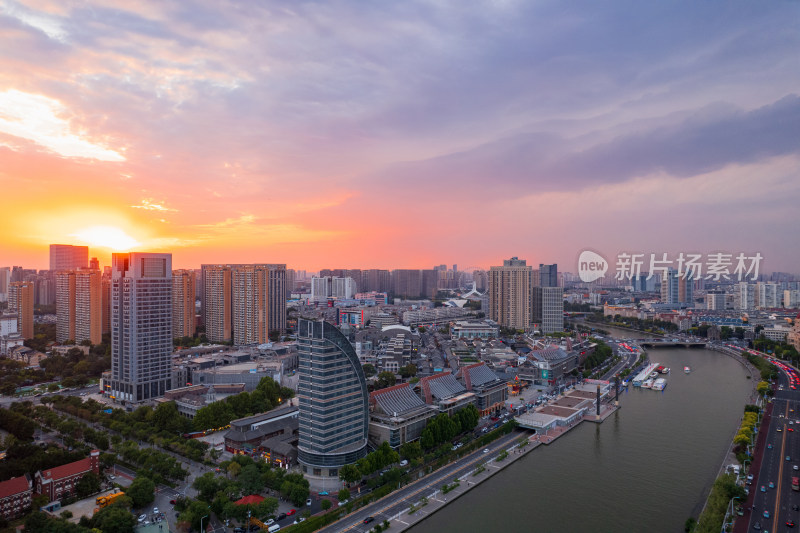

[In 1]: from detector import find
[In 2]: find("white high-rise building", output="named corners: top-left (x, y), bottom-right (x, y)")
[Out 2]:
top-left (738, 282), bottom-right (755, 310)
top-left (784, 290), bottom-right (800, 309)
top-left (310, 276), bottom-right (357, 301)
top-left (108, 253), bottom-right (172, 403)
top-left (755, 282), bottom-right (779, 309)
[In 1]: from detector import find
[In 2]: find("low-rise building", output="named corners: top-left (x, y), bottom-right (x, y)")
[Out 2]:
top-left (450, 320), bottom-right (498, 340)
top-left (418, 372), bottom-right (476, 417)
top-left (368, 383), bottom-right (438, 448)
top-left (224, 405), bottom-right (299, 455)
top-left (0, 474), bottom-right (33, 520)
top-left (35, 450), bottom-right (100, 502)
top-left (457, 363), bottom-right (507, 416)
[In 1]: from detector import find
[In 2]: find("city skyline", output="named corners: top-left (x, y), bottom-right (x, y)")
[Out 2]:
top-left (2, 2), bottom-right (799, 272)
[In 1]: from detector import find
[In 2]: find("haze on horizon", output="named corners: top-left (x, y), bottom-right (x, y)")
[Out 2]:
top-left (1, 1), bottom-right (799, 273)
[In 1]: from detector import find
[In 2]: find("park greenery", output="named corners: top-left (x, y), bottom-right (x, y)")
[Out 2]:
top-left (420, 405), bottom-right (479, 450)
top-left (582, 339), bottom-right (614, 377)
top-left (178, 454), bottom-right (308, 531)
top-left (192, 377), bottom-right (294, 431)
top-left (690, 473), bottom-right (745, 533)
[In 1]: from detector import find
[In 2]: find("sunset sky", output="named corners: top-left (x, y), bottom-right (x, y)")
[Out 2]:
top-left (1, 1), bottom-right (799, 272)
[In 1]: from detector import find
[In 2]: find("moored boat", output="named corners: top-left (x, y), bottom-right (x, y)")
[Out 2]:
top-left (684, 366), bottom-right (691, 374)
top-left (652, 378), bottom-right (667, 391)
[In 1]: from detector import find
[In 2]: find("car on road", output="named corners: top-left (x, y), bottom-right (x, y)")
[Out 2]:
top-left (761, 485), bottom-right (766, 492)
top-left (768, 444), bottom-right (773, 449)
top-left (795, 465), bottom-right (799, 471)
top-left (763, 510), bottom-right (770, 518)
top-left (287, 509), bottom-right (296, 516)
top-left (170, 499), bottom-right (176, 504)
top-left (483, 449), bottom-right (489, 453)
top-left (138, 515), bottom-right (146, 523)
top-left (753, 521), bottom-right (761, 530)
top-left (747, 474), bottom-right (754, 484)
top-left (338, 500), bottom-right (349, 507)
top-left (363, 517), bottom-right (375, 524)
top-left (769, 481), bottom-right (775, 488)
top-left (306, 498), bottom-right (312, 506)
top-left (787, 520), bottom-right (796, 528)
top-left (265, 519), bottom-right (275, 526)
top-left (278, 513), bottom-right (287, 520)
top-left (153, 507), bottom-right (159, 514)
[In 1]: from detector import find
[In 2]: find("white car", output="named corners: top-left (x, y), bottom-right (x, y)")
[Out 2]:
top-left (483, 449), bottom-right (489, 453)
top-left (138, 514), bottom-right (146, 522)
top-left (153, 507), bottom-right (159, 514)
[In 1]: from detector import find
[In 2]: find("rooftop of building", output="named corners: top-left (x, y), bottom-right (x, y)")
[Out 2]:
top-left (38, 453), bottom-right (97, 482)
top-left (0, 474), bottom-right (31, 499)
top-left (229, 404), bottom-right (299, 429)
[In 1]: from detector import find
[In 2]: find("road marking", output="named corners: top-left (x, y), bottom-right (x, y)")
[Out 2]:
top-left (774, 401), bottom-right (789, 530)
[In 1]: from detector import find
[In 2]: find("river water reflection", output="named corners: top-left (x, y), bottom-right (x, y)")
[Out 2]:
top-left (409, 328), bottom-right (752, 533)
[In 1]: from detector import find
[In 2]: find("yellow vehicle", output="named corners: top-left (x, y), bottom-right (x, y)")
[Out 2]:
top-left (95, 491), bottom-right (125, 508)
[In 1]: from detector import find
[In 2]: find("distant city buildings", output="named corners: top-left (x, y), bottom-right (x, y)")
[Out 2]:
top-left (49, 244), bottom-right (88, 271)
top-left (108, 253), bottom-right (173, 404)
top-left (201, 264), bottom-right (286, 345)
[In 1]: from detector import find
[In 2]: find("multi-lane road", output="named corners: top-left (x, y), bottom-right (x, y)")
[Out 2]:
top-left (745, 363), bottom-right (800, 532)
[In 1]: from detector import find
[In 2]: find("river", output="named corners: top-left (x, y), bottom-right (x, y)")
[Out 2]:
top-left (409, 326), bottom-right (753, 532)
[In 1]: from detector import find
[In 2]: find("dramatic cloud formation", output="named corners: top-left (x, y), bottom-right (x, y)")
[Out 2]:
top-left (1, 0), bottom-right (798, 271)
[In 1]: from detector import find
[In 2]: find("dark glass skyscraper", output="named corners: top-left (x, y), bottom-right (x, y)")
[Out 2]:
top-left (297, 319), bottom-right (368, 481)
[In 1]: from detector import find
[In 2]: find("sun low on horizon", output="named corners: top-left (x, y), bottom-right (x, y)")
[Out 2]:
top-left (70, 225), bottom-right (141, 252)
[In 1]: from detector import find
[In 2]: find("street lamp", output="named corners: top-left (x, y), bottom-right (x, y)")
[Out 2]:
top-left (200, 514), bottom-right (208, 533)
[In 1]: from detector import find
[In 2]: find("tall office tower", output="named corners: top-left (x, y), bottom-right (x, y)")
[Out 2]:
top-left (8, 281), bottom-right (34, 339)
top-left (661, 268), bottom-right (680, 305)
top-left (297, 319), bottom-right (368, 482)
top-left (203, 265), bottom-right (232, 343)
top-left (677, 271), bottom-right (694, 305)
top-left (539, 264), bottom-right (558, 288)
top-left (56, 270), bottom-right (101, 344)
top-left (532, 286), bottom-right (564, 333)
top-left (49, 244), bottom-right (88, 271)
top-left (488, 257), bottom-right (531, 330)
top-left (101, 272), bottom-right (111, 335)
top-left (421, 269), bottom-right (438, 298)
top-left (55, 271), bottom-right (75, 343)
top-left (89, 257), bottom-right (99, 270)
top-left (109, 253), bottom-right (172, 403)
top-left (738, 282), bottom-right (755, 310)
top-left (0, 267), bottom-right (9, 302)
top-left (172, 269), bottom-right (196, 339)
top-left (391, 270), bottom-right (423, 299)
top-left (363, 269), bottom-right (391, 293)
top-left (286, 269), bottom-right (296, 297)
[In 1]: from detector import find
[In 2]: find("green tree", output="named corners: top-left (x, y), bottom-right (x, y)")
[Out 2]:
top-left (338, 488), bottom-right (350, 502)
top-left (239, 464), bottom-right (263, 495)
top-left (339, 463), bottom-right (362, 485)
top-left (376, 372), bottom-right (396, 390)
top-left (227, 461), bottom-right (242, 479)
top-left (399, 441), bottom-right (422, 461)
top-left (399, 364), bottom-right (418, 378)
top-left (75, 472), bottom-right (101, 499)
top-left (362, 364), bottom-right (377, 378)
top-left (321, 499), bottom-right (332, 511)
top-left (126, 476), bottom-right (156, 508)
top-left (91, 504), bottom-right (137, 533)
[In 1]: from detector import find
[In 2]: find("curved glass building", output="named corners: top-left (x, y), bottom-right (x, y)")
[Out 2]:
top-left (297, 319), bottom-right (368, 481)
